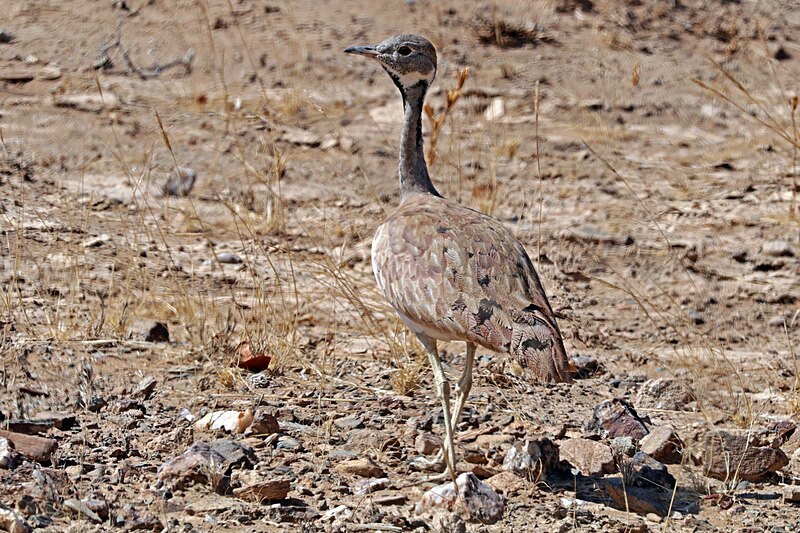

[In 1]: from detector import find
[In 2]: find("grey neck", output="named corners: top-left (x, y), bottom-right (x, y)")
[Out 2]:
top-left (398, 82), bottom-right (440, 198)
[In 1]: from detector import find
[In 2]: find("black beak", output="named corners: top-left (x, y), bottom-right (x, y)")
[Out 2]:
top-left (344, 45), bottom-right (379, 58)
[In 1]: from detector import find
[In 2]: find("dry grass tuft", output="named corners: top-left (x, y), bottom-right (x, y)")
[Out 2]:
top-left (475, 15), bottom-right (554, 48)
top-left (424, 67), bottom-right (470, 167)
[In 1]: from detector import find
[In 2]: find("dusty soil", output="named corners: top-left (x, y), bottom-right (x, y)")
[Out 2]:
top-left (1, 0), bottom-right (799, 531)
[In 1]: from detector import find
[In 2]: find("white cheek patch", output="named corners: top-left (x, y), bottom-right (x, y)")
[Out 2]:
top-left (387, 66), bottom-right (434, 88)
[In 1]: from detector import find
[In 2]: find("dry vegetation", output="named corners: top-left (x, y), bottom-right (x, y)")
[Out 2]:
top-left (1, 0), bottom-right (799, 531)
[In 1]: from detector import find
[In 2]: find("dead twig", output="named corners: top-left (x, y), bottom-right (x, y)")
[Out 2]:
top-left (97, 21), bottom-right (194, 80)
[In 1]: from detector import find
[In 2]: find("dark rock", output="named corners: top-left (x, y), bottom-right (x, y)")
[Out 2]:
top-left (211, 439), bottom-right (257, 469)
top-left (0, 30), bottom-right (15, 44)
top-left (593, 399), bottom-right (649, 440)
top-left (702, 430), bottom-right (790, 482)
top-left (774, 46), bottom-right (792, 61)
top-left (502, 437), bottom-right (559, 480)
top-left (570, 354), bottom-right (605, 378)
top-left (629, 452), bottom-right (675, 490)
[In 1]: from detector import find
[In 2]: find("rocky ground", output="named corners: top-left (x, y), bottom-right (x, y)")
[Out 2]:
top-left (1, 0), bottom-right (799, 531)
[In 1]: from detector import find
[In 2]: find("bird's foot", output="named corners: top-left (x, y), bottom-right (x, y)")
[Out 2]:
top-left (409, 454), bottom-right (446, 473)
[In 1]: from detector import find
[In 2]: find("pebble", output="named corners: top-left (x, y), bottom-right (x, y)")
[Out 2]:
top-left (353, 477), bottom-right (389, 495)
top-left (38, 65), bottom-right (61, 80)
top-left (245, 410), bottom-right (280, 435)
top-left (276, 436), bottom-right (303, 452)
top-left (163, 166), bottom-right (197, 197)
top-left (157, 442), bottom-right (227, 491)
top-left (416, 432), bottom-right (442, 455)
top-left (334, 458), bottom-right (385, 478)
top-left (502, 437), bottom-right (560, 480)
top-left (0, 505), bottom-right (29, 532)
top-left (761, 240), bottom-right (793, 257)
top-left (0, 30), bottom-right (15, 44)
top-left (593, 398), bottom-right (649, 440)
top-left (232, 480), bottom-right (290, 502)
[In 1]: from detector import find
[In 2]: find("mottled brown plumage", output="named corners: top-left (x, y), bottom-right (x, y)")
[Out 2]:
top-left (346, 34), bottom-right (571, 480)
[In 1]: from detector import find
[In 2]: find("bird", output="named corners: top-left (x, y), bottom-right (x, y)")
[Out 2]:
top-left (344, 34), bottom-right (572, 480)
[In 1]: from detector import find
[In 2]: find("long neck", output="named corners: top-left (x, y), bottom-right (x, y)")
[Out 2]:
top-left (398, 82), bottom-right (440, 197)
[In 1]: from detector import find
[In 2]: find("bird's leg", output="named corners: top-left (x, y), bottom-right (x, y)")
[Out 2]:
top-left (450, 342), bottom-right (475, 429)
top-left (417, 333), bottom-right (458, 483)
top-left (428, 342), bottom-right (475, 468)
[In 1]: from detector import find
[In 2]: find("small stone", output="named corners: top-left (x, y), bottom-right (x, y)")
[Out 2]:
top-left (570, 354), bottom-right (605, 378)
top-left (0, 437), bottom-right (21, 469)
top-left (215, 252), bottom-right (242, 264)
top-left (599, 478), bottom-right (670, 516)
top-left (610, 436), bottom-right (636, 457)
top-left (636, 378), bottom-right (693, 411)
top-left (231, 342), bottom-right (271, 372)
top-left (353, 477), bottom-right (389, 495)
top-left (416, 432), bottom-right (442, 455)
top-left (334, 458), bottom-right (385, 478)
top-left (157, 442), bottom-right (227, 491)
top-left (0, 70), bottom-right (34, 84)
top-left (374, 493), bottom-right (407, 506)
top-left (245, 410), bottom-right (279, 435)
top-left (82, 499), bottom-right (109, 520)
top-left (475, 433), bottom-right (513, 447)
top-left (593, 398), bottom-right (649, 440)
top-left (688, 310), bottom-right (705, 325)
top-left (484, 470), bottom-right (529, 496)
top-left (276, 436), bottom-right (303, 451)
top-left (211, 438), bottom-right (257, 469)
top-left (0, 505), bottom-right (29, 532)
top-left (484, 97), bottom-right (505, 121)
top-left (645, 512), bottom-right (663, 523)
top-left (415, 472), bottom-right (504, 524)
top-left (334, 417), bottom-right (364, 430)
top-left (82, 233), bottom-right (111, 248)
top-left (64, 499), bottom-right (102, 523)
top-left (434, 511), bottom-right (467, 533)
top-left (321, 504), bottom-right (351, 523)
top-left (639, 426), bottom-right (683, 464)
top-left (559, 438), bottom-right (616, 477)
top-left (630, 452), bottom-right (675, 490)
top-left (501, 437), bottom-right (559, 480)
top-left (38, 65), bottom-right (61, 80)
top-left (131, 377), bottom-right (157, 400)
top-left (0, 30), bottom-right (15, 44)
top-left (702, 430), bottom-right (789, 482)
top-left (233, 479), bottom-right (290, 502)
top-left (762, 239), bottom-right (793, 257)
top-left (162, 166), bottom-right (197, 197)
top-left (195, 410), bottom-right (254, 434)
top-left (136, 320), bottom-right (169, 343)
top-left (784, 486), bottom-right (800, 503)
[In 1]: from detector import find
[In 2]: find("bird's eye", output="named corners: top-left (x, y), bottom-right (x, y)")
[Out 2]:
top-left (397, 46), bottom-right (412, 56)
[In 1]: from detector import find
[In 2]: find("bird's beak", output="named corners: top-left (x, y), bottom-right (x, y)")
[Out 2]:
top-left (344, 45), bottom-right (379, 58)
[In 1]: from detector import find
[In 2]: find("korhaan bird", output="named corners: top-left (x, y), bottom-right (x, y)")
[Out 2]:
top-left (345, 35), bottom-right (572, 479)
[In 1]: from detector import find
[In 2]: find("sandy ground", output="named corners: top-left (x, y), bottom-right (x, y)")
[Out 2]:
top-left (1, 0), bottom-right (800, 531)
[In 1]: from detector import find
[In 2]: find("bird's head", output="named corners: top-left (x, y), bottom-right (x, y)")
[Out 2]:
top-left (344, 34), bottom-right (437, 94)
